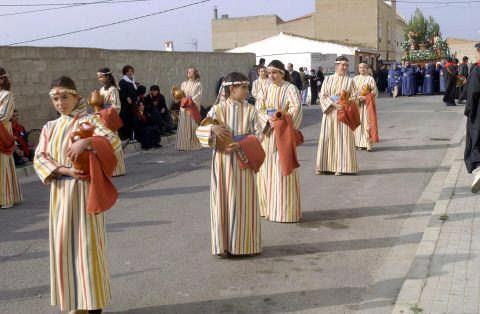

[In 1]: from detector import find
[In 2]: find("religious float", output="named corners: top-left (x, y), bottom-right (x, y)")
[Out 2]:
top-left (400, 9), bottom-right (450, 65)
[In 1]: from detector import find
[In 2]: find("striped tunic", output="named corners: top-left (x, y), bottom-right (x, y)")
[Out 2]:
top-left (176, 79), bottom-right (202, 151)
top-left (353, 75), bottom-right (378, 149)
top-left (34, 108), bottom-right (120, 312)
top-left (316, 73), bottom-right (358, 174)
top-left (196, 98), bottom-right (261, 255)
top-left (251, 78), bottom-right (270, 100)
top-left (0, 90), bottom-right (22, 207)
top-left (256, 81), bottom-right (303, 223)
top-left (100, 85), bottom-right (126, 176)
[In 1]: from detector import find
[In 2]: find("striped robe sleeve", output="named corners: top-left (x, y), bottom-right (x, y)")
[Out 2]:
top-left (0, 92), bottom-right (14, 122)
top-left (285, 84), bottom-right (303, 129)
top-left (319, 76), bottom-right (335, 113)
top-left (34, 123), bottom-right (60, 184)
top-left (349, 78), bottom-right (358, 100)
top-left (254, 90), bottom-right (270, 134)
top-left (90, 115), bottom-right (121, 153)
top-left (252, 80), bottom-right (259, 99)
top-left (110, 87), bottom-right (122, 113)
top-left (370, 77), bottom-right (379, 97)
top-left (191, 82), bottom-right (203, 109)
top-left (196, 106), bottom-right (216, 148)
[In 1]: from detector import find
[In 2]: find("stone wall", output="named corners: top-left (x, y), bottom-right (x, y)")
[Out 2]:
top-left (0, 46), bottom-right (255, 130)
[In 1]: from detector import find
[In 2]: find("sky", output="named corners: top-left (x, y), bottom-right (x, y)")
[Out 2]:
top-left (0, 0), bottom-right (479, 51)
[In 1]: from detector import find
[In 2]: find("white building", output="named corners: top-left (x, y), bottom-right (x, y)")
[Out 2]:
top-left (228, 32), bottom-right (379, 74)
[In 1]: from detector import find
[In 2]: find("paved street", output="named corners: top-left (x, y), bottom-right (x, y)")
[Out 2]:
top-left (0, 95), bottom-right (465, 314)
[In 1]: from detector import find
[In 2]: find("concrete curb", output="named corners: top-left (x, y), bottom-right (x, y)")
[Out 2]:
top-left (16, 134), bottom-right (176, 183)
top-left (391, 119), bottom-right (466, 314)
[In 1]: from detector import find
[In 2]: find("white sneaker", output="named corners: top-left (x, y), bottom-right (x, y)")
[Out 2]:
top-left (471, 168), bottom-right (480, 193)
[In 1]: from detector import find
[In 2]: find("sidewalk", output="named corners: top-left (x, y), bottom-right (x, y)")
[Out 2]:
top-left (393, 142), bottom-right (480, 313)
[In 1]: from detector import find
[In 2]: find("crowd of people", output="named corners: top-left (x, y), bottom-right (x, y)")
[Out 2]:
top-left (0, 41), bottom-right (479, 314)
top-left (249, 58), bottom-right (325, 107)
top-left (375, 57), bottom-right (472, 107)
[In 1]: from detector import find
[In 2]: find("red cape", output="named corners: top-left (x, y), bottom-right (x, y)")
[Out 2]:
top-left (98, 107), bottom-right (123, 132)
top-left (86, 136), bottom-right (118, 215)
top-left (0, 123), bottom-right (15, 155)
top-left (271, 112), bottom-right (303, 176)
top-left (237, 135), bottom-right (265, 173)
top-left (364, 93), bottom-right (380, 143)
top-left (337, 97), bottom-right (361, 131)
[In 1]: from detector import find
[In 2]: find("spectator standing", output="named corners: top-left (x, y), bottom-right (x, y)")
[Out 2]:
top-left (118, 65), bottom-right (138, 140)
top-left (287, 63), bottom-right (303, 91)
top-left (0, 67), bottom-right (22, 209)
top-left (299, 67), bottom-right (309, 106)
top-left (316, 66), bottom-right (325, 93)
top-left (309, 69), bottom-right (319, 105)
top-left (443, 58), bottom-right (458, 106)
top-left (377, 64), bottom-right (388, 93)
top-left (458, 56), bottom-right (470, 104)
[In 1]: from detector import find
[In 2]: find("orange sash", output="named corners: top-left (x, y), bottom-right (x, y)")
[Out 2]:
top-left (337, 92), bottom-right (361, 131)
top-left (86, 136), bottom-right (118, 215)
top-left (271, 112), bottom-right (302, 176)
top-left (364, 93), bottom-right (379, 143)
top-left (181, 97), bottom-right (202, 123)
top-left (0, 122), bottom-right (15, 155)
top-left (98, 107), bottom-right (123, 132)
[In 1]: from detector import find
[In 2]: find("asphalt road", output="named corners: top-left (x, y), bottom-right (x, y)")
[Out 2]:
top-left (0, 95), bottom-right (465, 314)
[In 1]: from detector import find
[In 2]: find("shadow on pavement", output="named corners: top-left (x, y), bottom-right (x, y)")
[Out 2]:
top-left (121, 185), bottom-right (209, 199)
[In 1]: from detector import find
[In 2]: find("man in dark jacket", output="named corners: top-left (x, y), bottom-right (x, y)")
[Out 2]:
top-left (118, 65), bottom-right (138, 140)
top-left (309, 69), bottom-right (319, 105)
top-left (287, 63), bottom-right (303, 91)
top-left (443, 58), bottom-right (458, 106)
top-left (464, 43), bottom-right (480, 192)
top-left (458, 56), bottom-right (470, 104)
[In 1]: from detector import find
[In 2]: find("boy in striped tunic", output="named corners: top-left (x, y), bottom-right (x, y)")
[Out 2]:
top-left (0, 67), bottom-right (22, 209)
top-left (196, 72), bottom-right (262, 256)
top-left (353, 63), bottom-right (379, 151)
top-left (34, 77), bottom-right (120, 314)
top-left (316, 55), bottom-right (359, 175)
top-left (97, 67), bottom-right (126, 176)
top-left (176, 67), bottom-right (203, 151)
top-left (256, 60), bottom-right (303, 223)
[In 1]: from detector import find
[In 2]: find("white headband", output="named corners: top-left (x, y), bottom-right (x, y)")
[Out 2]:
top-left (97, 71), bottom-right (112, 76)
top-left (267, 66), bottom-right (285, 74)
top-left (222, 81), bottom-right (250, 87)
top-left (49, 88), bottom-right (78, 97)
top-left (335, 61), bottom-right (349, 64)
